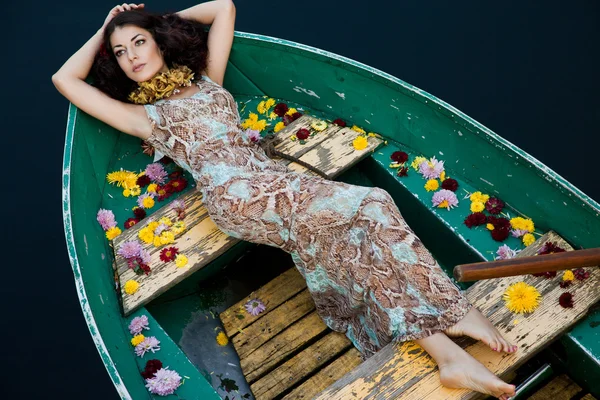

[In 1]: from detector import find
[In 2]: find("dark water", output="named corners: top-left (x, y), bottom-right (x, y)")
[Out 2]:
top-left (6, 0), bottom-right (599, 398)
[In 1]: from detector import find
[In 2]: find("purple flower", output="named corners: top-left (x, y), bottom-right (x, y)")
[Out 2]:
top-left (118, 241), bottom-right (143, 260)
top-left (419, 157), bottom-right (445, 179)
top-left (128, 315), bottom-right (150, 335)
top-left (154, 223), bottom-right (169, 236)
top-left (145, 163), bottom-right (168, 184)
top-left (245, 129), bottom-right (261, 143)
top-left (495, 244), bottom-right (519, 260)
top-left (135, 336), bottom-right (161, 357)
top-left (145, 367), bottom-right (182, 396)
top-left (431, 189), bottom-right (459, 210)
top-left (511, 229), bottom-right (528, 238)
top-left (97, 209), bottom-right (117, 231)
top-left (170, 199), bottom-right (185, 212)
top-left (137, 193), bottom-right (155, 209)
top-left (139, 248), bottom-right (151, 265)
top-left (244, 298), bottom-right (266, 316)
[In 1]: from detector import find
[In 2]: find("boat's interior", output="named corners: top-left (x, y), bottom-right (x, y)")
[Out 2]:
top-left (67, 35), bottom-right (600, 399)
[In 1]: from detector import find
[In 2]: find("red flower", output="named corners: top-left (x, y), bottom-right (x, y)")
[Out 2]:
top-left (139, 263), bottom-right (151, 275)
top-left (390, 151), bottom-right (409, 164)
top-left (397, 167), bottom-right (409, 177)
top-left (159, 156), bottom-right (173, 164)
top-left (538, 242), bottom-right (566, 256)
top-left (156, 184), bottom-right (173, 201)
top-left (464, 212), bottom-right (487, 228)
top-left (99, 43), bottom-right (109, 57)
top-left (169, 170), bottom-right (183, 179)
top-left (532, 271), bottom-right (557, 278)
top-left (296, 128), bottom-right (310, 140)
top-left (284, 112), bottom-right (303, 125)
top-left (169, 177), bottom-right (188, 193)
top-left (441, 178), bottom-right (459, 192)
top-left (559, 292), bottom-right (574, 308)
top-left (124, 218), bottom-right (140, 229)
top-left (332, 118), bottom-right (347, 127)
top-left (559, 280), bottom-right (573, 289)
top-left (485, 197), bottom-right (505, 215)
top-left (136, 175), bottom-right (151, 188)
top-left (160, 247), bottom-right (179, 262)
top-left (486, 216), bottom-right (510, 241)
top-left (573, 268), bottom-right (590, 281)
top-left (133, 207), bottom-right (147, 219)
top-left (141, 359), bottom-right (163, 379)
top-left (274, 103), bottom-right (289, 117)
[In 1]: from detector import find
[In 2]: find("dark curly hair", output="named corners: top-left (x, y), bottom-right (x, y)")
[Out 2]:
top-left (91, 10), bottom-right (209, 102)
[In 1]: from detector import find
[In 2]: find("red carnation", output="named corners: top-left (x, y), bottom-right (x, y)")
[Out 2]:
top-left (559, 292), bottom-right (574, 308)
top-left (141, 359), bottom-right (163, 379)
top-left (160, 247), bottom-right (179, 262)
top-left (156, 185), bottom-right (173, 201)
top-left (573, 268), bottom-right (590, 281)
top-left (538, 242), bottom-right (566, 256)
top-left (273, 103), bottom-right (289, 117)
top-left (485, 197), bottom-right (505, 215)
top-left (296, 128), bottom-right (310, 140)
top-left (464, 212), bottom-right (487, 228)
top-left (397, 167), bottom-right (409, 177)
top-left (159, 156), bottom-right (173, 165)
top-left (124, 218), bottom-right (140, 229)
top-left (284, 112), bottom-right (303, 125)
top-left (169, 177), bottom-right (188, 193)
top-left (441, 178), bottom-right (459, 192)
top-left (169, 170), bottom-right (183, 179)
top-left (486, 216), bottom-right (510, 241)
top-left (133, 207), bottom-right (147, 219)
top-left (332, 118), bottom-right (347, 127)
top-left (491, 227), bottom-right (510, 242)
top-left (136, 175), bottom-right (151, 188)
top-left (559, 280), bottom-right (573, 289)
top-left (390, 151), bottom-right (409, 164)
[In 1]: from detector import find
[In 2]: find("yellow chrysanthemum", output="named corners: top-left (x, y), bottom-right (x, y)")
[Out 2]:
top-left (241, 113), bottom-right (259, 129)
top-left (124, 280), bottom-right (139, 295)
top-left (470, 201), bottom-right (485, 213)
top-left (251, 119), bottom-right (267, 132)
top-left (353, 136), bottom-right (368, 151)
top-left (437, 200), bottom-right (449, 209)
top-left (351, 125), bottom-right (366, 134)
top-left (153, 236), bottom-right (162, 247)
top-left (147, 221), bottom-right (160, 231)
top-left (523, 233), bottom-right (536, 246)
top-left (265, 98), bottom-right (276, 109)
top-left (147, 183), bottom-right (158, 193)
top-left (216, 331), bottom-right (229, 346)
top-left (257, 100), bottom-right (268, 114)
top-left (269, 111), bottom-right (278, 120)
top-left (129, 186), bottom-right (141, 196)
top-left (160, 231), bottom-right (175, 245)
top-left (503, 282), bottom-right (541, 314)
top-left (440, 171), bottom-right (446, 181)
top-left (123, 188), bottom-right (132, 197)
top-left (131, 334), bottom-right (145, 346)
top-left (510, 217), bottom-right (535, 233)
top-left (106, 227), bottom-right (122, 240)
top-left (158, 217), bottom-right (173, 226)
top-left (175, 254), bottom-right (188, 268)
top-left (171, 221), bottom-right (186, 235)
top-left (285, 107), bottom-right (297, 116)
top-left (486, 223), bottom-right (495, 230)
top-left (411, 156), bottom-right (427, 171)
top-left (563, 270), bottom-right (575, 281)
top-left (469, 191), bottom-right (490, 204)
top-left (107, 170), bottom-right (138, 188)
top-left (274, 121), bottom-right (285, 133)
top-left (311, 120), bottom-right (328, 131)
top-left (138, 227), bottom-right (154, 244)
top-left (424, 179), bottom-right (439, 192)
top-left (143, 197), bottom-right (155, 209)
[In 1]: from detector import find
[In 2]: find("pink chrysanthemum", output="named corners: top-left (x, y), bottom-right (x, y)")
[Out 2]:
top-left (135, 336), bottom-right (161, 357)
top-left (118, 241), bottom-right (143, 260)
top-left (145, 163), bottom-right (168, 184)
top-left (145, 367), bottom-right (182, 396)
top-left (139, 248), bottom-right (151, 265)
top-left (418, 157), bottom-right (445, 179)
top-left (154, 223), bottom-right (169, 236)
top-left (431, 189), bottom-right (459, 210)
top-left (128, 315), bottom-right (150, 335)
top-left (496, 244), bottom-right (519, 260)
top-left (137, 193), bottom-right (155, 209)
top-left (511, 229), bottom-right (529, 238)
top-left (97, 209), bottom-right (117, 231)
top-left (244, 298), bottom-right (266, 316)
top-left (245, 129), bottom-right (261, 142)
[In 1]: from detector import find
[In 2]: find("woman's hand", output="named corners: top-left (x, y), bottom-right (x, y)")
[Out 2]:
top-left (102, 3), bottom-right (145, 29)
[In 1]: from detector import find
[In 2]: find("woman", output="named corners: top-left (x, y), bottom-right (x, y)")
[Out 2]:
top-left (53, 2), bottom-right (517, 399)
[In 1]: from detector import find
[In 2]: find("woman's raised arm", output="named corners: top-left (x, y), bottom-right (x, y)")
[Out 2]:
top-left (177, 0), bottom-right (236, 86)
top-left (52, 4), bottom-right (151, 139)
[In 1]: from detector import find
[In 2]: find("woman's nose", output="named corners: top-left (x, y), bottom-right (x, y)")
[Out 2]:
top-left (128, 49), bottom-right (138, 62)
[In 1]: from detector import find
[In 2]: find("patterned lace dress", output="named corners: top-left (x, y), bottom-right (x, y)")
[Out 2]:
top-left (144, 75), bottom-right (472, 358)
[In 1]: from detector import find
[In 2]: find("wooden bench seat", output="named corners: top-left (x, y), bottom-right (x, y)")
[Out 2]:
top-left (112, 115), bottom-right (383, 316)
top-left (220, 231), bottom-right (600, 399)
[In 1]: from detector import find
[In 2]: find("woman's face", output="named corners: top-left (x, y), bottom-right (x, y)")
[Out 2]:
top-left (110, 25), bottom-right (167, 82)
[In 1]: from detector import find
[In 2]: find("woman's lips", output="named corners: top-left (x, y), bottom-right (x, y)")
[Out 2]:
top-left (133, 64), bottom-right (145, 73)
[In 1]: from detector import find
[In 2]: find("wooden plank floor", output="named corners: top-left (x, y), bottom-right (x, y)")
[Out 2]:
top-left (114, 115), bottom-right (383, 316)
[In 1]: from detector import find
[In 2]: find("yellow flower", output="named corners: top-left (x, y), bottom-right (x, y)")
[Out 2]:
top-left (353, 136), bottom-right (368, 151)
top-left (563, 270), bottom-right (575, 281)
top-left (486, 223), bottom-right (495, 230)
top-left (437, 200), bottom-right (449, 209)
top-left (470, 201), bottom-right (485, 213)
top-left (138, 227), bottom-right (154, 244)
top-left (175, 254), bottom-right (188, 268)
top-left (351, 125), bottom-right (366, 134)
top-left (153, 236), bottom-right (162, 247)
top-left (107, 170), bottom-right (138, 188)
top-left (131, 334), bottom-right (145, 346)
top-left (523, 233), bottom-right (536, 246)
top-left (411, 156), bottom-right (427, 171)
top-left (389, 162), bottom-right (402, 169)
top-left (129, 186), bottom-right (141, 196)
top-left (216, 331), bottom-right (229, 346)
top-left (106, 227), bottom-right (122, 240)
top-left (274, 122), bottom-right (285, 133)
top-left (160, 231), bottom-right (175, 245)
top-left (285, 107), bottom-right (297, 116)
top-left (311, 120), bottom-right (328, 131)
top-left (510, 217), bottom-right (535, 233)
top-left (424, 179), bottom-right (439, 192)
top-left (251, 119), bottom-right (267, 132)
top-left (241, 112), bottom-right (259, 129)
top-left (124, 280), bottom-right (140, 295)
top-left (257, 100), bottom-right (268, 114)
top-left (440, 171), bottom-right (446, 181)
top-left (469, 191), bottom-right (490, 204)
top-left (269, 111), bottom-right (278, 120)
top-left (158, 217), bottom-right (173, 226)
top-left (171, 221), bottom-right (186, 235)
top-left (123, 188), bottom-right (132, 197)
top-left (503, 282), bottom-right (541, 314)
top-left (265, 98), bottom-right (276, 109)
top-left (143, 197), bottom-right (155, 209)
top-left (147, 221), bottom-right (159, 231)
top-left (147, 183), bottom-right (158, 193)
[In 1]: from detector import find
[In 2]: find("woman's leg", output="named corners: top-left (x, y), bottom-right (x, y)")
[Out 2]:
top-left (415, 332), bottom-right (516, 400)
top-left (445, 307), bottom-right (517, 353)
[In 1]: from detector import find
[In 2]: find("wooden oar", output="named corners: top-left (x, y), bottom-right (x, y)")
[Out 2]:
top-left (453, 248), bottom-right (600, 282)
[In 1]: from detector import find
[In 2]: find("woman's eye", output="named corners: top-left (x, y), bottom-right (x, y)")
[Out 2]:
top-left (115, 50), bottom-right (124, 57)
top-left (136, 39), bottom-right (145, 46)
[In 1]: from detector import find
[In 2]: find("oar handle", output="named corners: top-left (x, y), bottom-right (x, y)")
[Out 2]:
top-left (453, 248), bottom-right (600, 282)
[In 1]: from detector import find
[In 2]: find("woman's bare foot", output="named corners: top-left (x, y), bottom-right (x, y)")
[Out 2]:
top-left (438, 348), bottom-right (516, 399)
top-left (445, 307), bottom-right (517, 353)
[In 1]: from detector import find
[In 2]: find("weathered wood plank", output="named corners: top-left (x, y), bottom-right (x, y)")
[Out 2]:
top-left (242, 311), bottom-right (328, 383)
top-left (271, 115), bottom-right (345, 159)
top-left (527, 374), bottom-right (588, 400)
top-left (315, 231), bottom-right (600, 399)
top-left (220, 267), bottom-right (307, 338)
top-left (234, 289), bottom-right (316, 360)
top-left (282, 348), bottom-right (363, 400)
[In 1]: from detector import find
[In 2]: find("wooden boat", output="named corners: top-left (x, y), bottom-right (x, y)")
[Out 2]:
top-left (62, 31), bottom-right (600, 399)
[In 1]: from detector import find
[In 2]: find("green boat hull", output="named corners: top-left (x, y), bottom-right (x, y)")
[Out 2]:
top-left (63, 32), bottom-right (600, 399)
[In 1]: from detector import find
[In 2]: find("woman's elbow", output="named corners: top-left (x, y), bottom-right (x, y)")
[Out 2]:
top-left (222, 0), bottom-right (236, 14)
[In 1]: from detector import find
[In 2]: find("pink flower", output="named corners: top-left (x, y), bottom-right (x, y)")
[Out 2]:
top-left (97, 209), bottom-right (117, 231)
top-left (511, 229), bottom-right (528, 238)
top-left (153, 223), bottom-right (169, 236)
top-left (418, 157), bottom-right (445, 179)
top-left (244, 298), bottom-right (266, 316)
top-left (145, 163), bottom-right (168, 184)
top-left (145, 367), bottom-right (182, 396)
top-left (139, 248), bottom-right (151, 265)
top-left (118, 241), bottom-right (143, 260)
top-left (245, 129), bottom-right (261, 142)
top-left (135, 336), bottom-right (161, 357)
top-left (170, 199), bottom-right (186, 220)
top-left (137, 193), bottom-right (155, 209)
top-left (431, 189), bottom-right (459, 210)
top-left (128, 315), bottom-right (150, 335)
top-left (495, 244), bottom-right (519, 260)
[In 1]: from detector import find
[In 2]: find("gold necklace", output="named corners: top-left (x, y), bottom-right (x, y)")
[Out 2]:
top-left (128, 64), bottom-right (195, 105)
